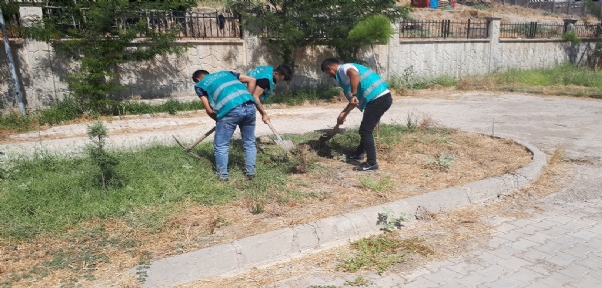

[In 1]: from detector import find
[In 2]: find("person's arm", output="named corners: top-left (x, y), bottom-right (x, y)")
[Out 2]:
top-left (200, 96), bottom-right (217, 121)
top-left (346, 68), bottom-right (360, 107)
top-left (336, 67), bottom-right (360, 125)
top-left (237, 74), bottom-right (257, 94)
top-left (251, 86), bottom-right (270, 124)
top-left (195, 86), bottom-right (217, 121)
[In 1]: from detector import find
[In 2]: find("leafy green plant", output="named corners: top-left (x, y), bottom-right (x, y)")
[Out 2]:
top-left (377, 208), bottom-right (410, 232)
top-left (563, 31), bottom-right (582, 44)
top-left (231, 0), bottom-right (409, 65)
top-left (338, 234), bottom-right (407, 274)
top-left (86, 121), bottom-right (119, 192)
top-left (427, 152), bottom-right (457, 171)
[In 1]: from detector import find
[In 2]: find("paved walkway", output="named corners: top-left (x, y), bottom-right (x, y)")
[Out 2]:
top-left (275, 178), bottom-right (602, 287)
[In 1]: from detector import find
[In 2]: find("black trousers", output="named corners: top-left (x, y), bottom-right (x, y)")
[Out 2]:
top-left (354, 93), bottom-right (393, 166)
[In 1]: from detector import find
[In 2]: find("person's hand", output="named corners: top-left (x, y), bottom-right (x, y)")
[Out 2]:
top-left (337, 111), bottom-right (346, 125)
top-left (349, 95), bottom-right (359, 107)
top-left (262, 114), bottom-right (270, 124)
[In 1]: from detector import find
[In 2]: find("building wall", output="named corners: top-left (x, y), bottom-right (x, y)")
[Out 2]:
top-left (0, 14), bottom-right (590, 110)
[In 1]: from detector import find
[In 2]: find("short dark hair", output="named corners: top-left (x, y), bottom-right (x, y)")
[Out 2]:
top-left (321, 58), bottom-right (340, 72)
top-left (192, 70), bottom-right (209, 83)
top-left (274, 64), bottom-right (293, 81)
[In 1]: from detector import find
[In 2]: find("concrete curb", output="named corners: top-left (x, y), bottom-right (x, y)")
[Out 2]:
top-left (133, 137), bottom-right (547, 288)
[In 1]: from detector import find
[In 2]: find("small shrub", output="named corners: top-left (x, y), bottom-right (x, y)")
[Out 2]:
top-left (562, 31), bottom-right (582, 44)
top-left (85, 121), bottom-right (119, 192)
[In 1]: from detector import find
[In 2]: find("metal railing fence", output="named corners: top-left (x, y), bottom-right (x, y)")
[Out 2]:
top-left (399, 19), bottom-right (489, 39)
top-left (499, 22), bottom-right (564, 39)
top-left (41, 7), bottom-right (242, 39)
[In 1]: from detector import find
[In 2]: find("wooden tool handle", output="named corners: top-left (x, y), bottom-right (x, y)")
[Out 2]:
top-left (266, 121), bottom-right (283, 141)
top-left (330, 108), bottom-right (352, 136)
top-left (187, 126), bottom-right (216, 151)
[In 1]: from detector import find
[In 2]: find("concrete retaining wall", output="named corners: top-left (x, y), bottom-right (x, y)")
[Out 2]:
top-left (0, 12), bottom-right (591, 110)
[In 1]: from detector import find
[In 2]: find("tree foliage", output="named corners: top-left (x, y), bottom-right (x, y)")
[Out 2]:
top-left (23, 0), bottom-right (198, 114)
top-left (228, 0), bottom-right (409, 66)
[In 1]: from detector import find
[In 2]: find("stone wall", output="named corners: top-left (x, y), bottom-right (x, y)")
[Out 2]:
top-left (0, 13), bottom-right (591, 111)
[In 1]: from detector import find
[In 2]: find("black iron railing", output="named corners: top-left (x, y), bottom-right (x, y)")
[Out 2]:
top-left (399, 19), bottom-right (489, 39)
top-left (41, 7), bottom-right (242, 39)
top-left (571, 23), bottom-right (602, 39)
top-left (124, 11), bottom-right (242, 39)
top-left (499, 22), bottom-right (564, 39)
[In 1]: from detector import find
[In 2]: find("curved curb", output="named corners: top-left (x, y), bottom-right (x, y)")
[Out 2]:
top-left (132, 137), bottom-right (547, 288)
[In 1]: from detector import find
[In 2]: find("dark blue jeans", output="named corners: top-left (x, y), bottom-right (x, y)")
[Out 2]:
top-left (354, 93), bottom-right (392, 166)
top-left (214, 104), bottom-right (256, 179)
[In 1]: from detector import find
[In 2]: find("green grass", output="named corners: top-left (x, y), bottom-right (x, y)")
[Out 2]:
top-left (460, 63), bottom-right (602, 98)
top-left (0, 142), bottom-right (279, 239)
top-left (388, 73), bottom-right (457, 90)
top-left (263, 86), bottom-right (341, 106)
top-left (0, 123), bottom-right (416, 241)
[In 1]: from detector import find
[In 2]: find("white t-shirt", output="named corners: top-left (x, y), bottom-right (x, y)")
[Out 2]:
top-left (336, 64), bottom-right (390, 98)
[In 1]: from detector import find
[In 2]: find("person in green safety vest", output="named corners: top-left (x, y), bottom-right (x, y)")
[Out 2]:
top-left (192, 69), bottom-right (269, 181)
top-left (246, 64), bottom-right (293, 104)
top-left (321, 58), bottom-right (393, 172)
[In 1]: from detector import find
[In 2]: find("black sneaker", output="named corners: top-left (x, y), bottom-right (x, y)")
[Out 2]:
top-left (347, 152), bottom-right (365, 161)
top-left (218, 176), bottom-right (229, 182)
top-left (246, 174), bottom-right (255, 181)
top-left (353, 162), bottom-right (379, 172)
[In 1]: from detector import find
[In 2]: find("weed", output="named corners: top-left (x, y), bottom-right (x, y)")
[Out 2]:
top-left (406, 110), bottom-right (418, 132)
top-left (377, 208), bottom-right (410, 232)
top-left (338, 234), bottom-right (407, 274)
top-left (359, 175), bottom-right (394, 192)
top-left (427, 152), bottom-right (457, 171)
top-left (136, 251), bottom-right (153, 284)
top-left (345, 276), bottom-right (370, 286)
